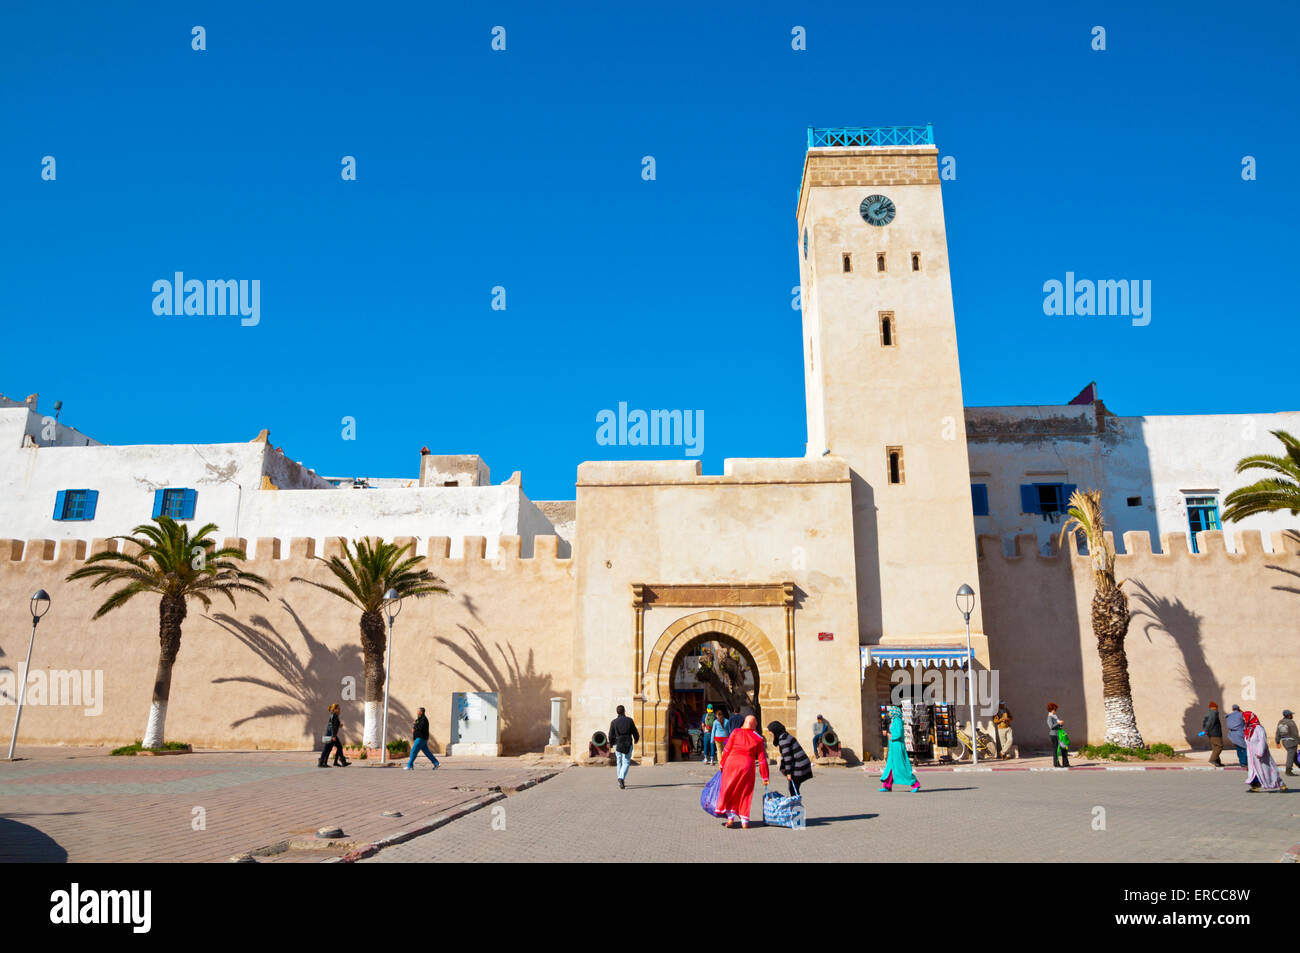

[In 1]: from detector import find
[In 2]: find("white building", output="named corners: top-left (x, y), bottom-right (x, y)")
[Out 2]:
top-left (0, 395), bottom-right (567, 558)
top-left (3, 383), bottom-right (1293, 561)
top-left (966, 385), bottom-right (1300, 554)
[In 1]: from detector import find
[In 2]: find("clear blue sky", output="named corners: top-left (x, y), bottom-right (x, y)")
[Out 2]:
top-left (2, 1), bottom-right (1296, 500)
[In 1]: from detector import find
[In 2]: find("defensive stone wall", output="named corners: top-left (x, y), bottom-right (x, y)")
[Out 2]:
top-left (978, 528), bottom-right (1300, 750)
top-left (0, 535), bottom-right (576, 753)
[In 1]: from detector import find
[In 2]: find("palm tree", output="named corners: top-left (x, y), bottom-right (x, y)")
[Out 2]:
top-left (1058, 489), bottom-right (1145, 749)
top-left (66, 517), bottom-right (268, 748)
top-left (292, 538), bottom-right (447, 748)
top-left (1222, 430), bottom-right (1300, 522)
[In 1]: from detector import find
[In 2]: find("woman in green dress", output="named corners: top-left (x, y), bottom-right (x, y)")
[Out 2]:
top-left (876, 705), bottom-right (920, 792)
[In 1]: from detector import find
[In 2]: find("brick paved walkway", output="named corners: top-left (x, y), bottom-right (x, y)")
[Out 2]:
top-left (365, 761), bottom-right (1298, 863)
top-left (0, 747), bottom-right (554, 863)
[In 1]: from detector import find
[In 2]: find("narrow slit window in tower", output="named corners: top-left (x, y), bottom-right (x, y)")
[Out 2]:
top-left (887, 447), bottom-right (904, 485)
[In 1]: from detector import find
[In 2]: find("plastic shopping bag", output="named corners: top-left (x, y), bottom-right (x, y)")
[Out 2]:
top-left (763, 790), bottom-right (806, 829)
top-left (700, 770), bottom-right (722, 816)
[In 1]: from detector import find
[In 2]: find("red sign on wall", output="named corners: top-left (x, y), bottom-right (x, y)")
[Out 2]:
top-left (817, 632), bottom-right (834, 641)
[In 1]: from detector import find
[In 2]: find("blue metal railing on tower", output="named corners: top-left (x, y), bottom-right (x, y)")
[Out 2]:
top-left (807, 124), bottom-right (934, 148)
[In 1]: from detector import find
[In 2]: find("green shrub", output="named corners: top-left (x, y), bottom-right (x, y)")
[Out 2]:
top-left (386, 739), bottom-right (411, 755)
top-left (1083, 742), bottom-right (1181, 761)
top-left (111, 740), bottom-right (190, 756)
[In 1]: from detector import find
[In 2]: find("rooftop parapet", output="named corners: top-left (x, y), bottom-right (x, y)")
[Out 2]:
top-left (807, 124), bottom-right (934, 149)
top-left (965, 404), bottom-right (1100, 440)
top-left (577, 456), bottom-right (850, 487)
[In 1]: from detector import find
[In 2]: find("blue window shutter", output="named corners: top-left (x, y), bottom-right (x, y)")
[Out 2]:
top-left (1019, 484), bottom-right (1039, 514)
top-left (53, 490), bottom-right (67, 520)
top-left (1061, 484), bottom-right (1078, 511)
top-left (83, 490), bottom-right (98, 520)
top-left (181, 488), bottom-right (197, 520)
top-left (971, 484), bottom-right (989, 517)
top-left (152, 489), bottom-right (165, 518)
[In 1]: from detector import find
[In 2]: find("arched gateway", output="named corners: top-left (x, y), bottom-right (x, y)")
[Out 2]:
top-left (640, 609), bottom-right (795, 764)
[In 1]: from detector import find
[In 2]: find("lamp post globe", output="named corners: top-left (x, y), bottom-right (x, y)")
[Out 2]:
top-left (383, 588), bottom-right (402, 620)
top-left (30, 589), bottom-right (51, 621)
top-left (955, 583), bottom-right (974, 621)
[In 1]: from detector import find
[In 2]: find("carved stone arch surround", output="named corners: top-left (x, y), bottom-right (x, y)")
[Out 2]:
top-left (636, 594), bottom-right (797, 763)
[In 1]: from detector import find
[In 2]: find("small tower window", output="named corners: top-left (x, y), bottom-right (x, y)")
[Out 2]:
top-left (911, 252), bottom-right (921, 271)
top-left (879, 311), bottom-right (895, 347)
top-left (887, 447), bottom-right (904, 485)
top-left (876, 253), bottom-right (886, 273)
top-left (842, 253), bottom-right (852, 273)
top-left (803, 228), bottom-right (808, 260)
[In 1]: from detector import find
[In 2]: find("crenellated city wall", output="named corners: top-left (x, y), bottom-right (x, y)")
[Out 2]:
top-left (4, 519), bottom-right (1296, 758)
top-left (978, 528), bottom-right (1300, 750)
top-left (0, 535), bottom-right (576, 753)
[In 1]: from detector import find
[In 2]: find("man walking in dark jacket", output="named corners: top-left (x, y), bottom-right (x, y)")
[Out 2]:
top-left (1277, 710), bottom-right (1299, 777)
top-left (609, 705), bottom-right (639, 789)
top-left (768, 721), bottom-right (812, 796)
top-left (1200, 701), bottom-right (1224, 767)
top-left (404, 706), bottom-right (440, 770)
top-left (728, 706), bottom-right (755, 734)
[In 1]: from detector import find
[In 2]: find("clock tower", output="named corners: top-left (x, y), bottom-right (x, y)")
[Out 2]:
top-left (796, 126), bottom-right (988, 678)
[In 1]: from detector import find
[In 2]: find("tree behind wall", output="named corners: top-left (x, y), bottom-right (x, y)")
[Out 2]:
top-left (1221, 429), bottom-right (1300, 523)
top-left (695, 642), bottom-right (756, 714)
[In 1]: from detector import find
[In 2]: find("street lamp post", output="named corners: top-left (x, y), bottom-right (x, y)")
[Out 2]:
top-left (8, 590), bottom-right (51, 761)
top-left (379, 588), bottom-right (402, 764)
top-left (955, 584), bottom-right (977, 765)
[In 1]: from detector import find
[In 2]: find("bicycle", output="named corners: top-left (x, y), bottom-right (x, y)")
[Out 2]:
top-left (948, 725), bottom-right (995, 762)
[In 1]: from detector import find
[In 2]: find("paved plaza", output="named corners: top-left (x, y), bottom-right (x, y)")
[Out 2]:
top-left (2, 747), bottom-right (1295, 863)
top-left (366, 761), bottom-right (1299, 863)
top-left (0, 747), bottom-right (553, 863)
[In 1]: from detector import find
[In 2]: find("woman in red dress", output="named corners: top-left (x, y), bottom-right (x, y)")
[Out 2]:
top-left (715, 715), bottom-right (769, 828)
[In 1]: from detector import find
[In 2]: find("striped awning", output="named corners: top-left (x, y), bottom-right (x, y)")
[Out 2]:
top-left (860, 646), bottom-right (970, 680)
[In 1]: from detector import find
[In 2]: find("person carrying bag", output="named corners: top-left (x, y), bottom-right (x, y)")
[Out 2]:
top-left (317, 703), bottom-right (349, 767)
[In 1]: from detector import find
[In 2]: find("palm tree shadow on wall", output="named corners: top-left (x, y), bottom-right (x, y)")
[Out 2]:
top-left (1268, 564), bottom-right (1300, 598)
top-left (436, 624), bottom-right (563, 754)
top-left (207, 599), bottom-right (416, 746)
top-left (1128, 580), bottom-right (1220, 745)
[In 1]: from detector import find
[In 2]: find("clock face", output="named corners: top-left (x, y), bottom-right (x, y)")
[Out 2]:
top-left (860, 194), bottom-right (896, 226)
